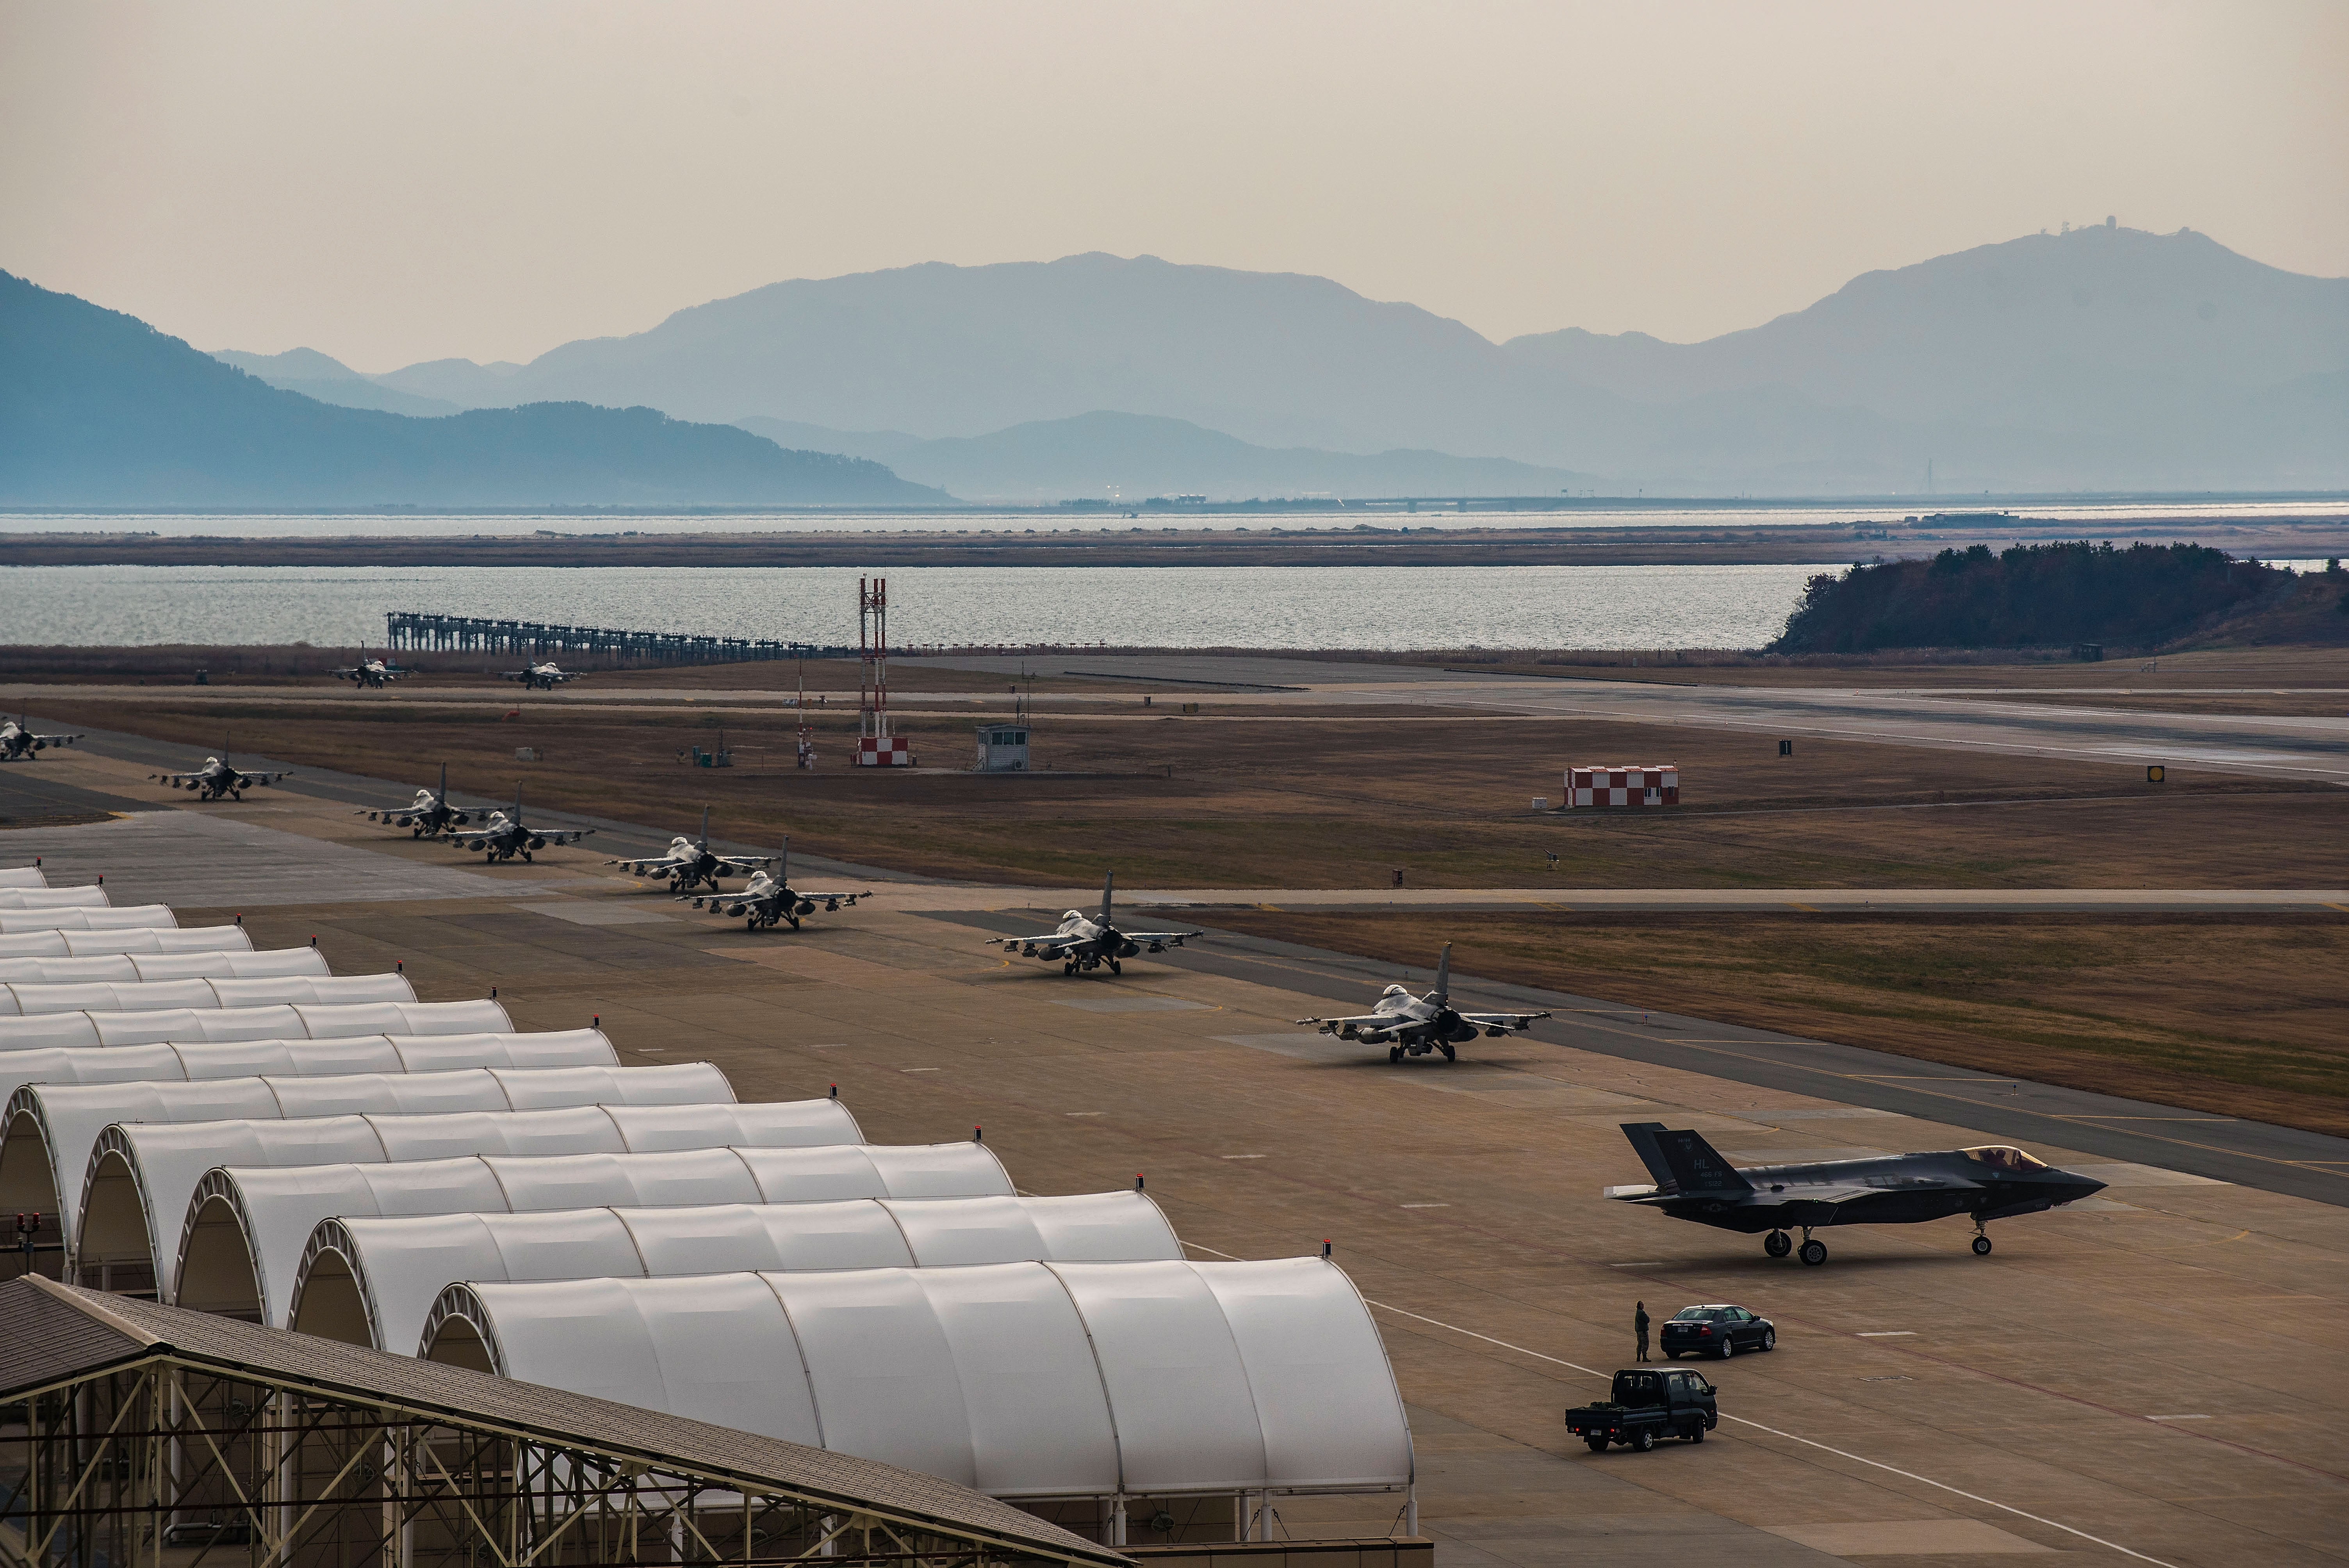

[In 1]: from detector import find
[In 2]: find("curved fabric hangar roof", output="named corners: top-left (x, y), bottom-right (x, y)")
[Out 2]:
top-left (0, 997), bottom-right (510, 1051)
top-left (0, 948), bottom-right (326, 984)
top-left (3, 1028), bottom-right (617, 1097)
top-left (0, 926), bottom-right (253, 958)
top-left (423, 1258), bottom-right (1413, 1501)
top-left (0, 886), bottom-right (110, 910)
top-left (2, 905), bottom-right (180, 933)
top-left (0, 971), bottom-right (412, 1017)
top-left (182, 1135), bottom-right (1002, 1326)
top-left (294, 1191), bottom-right (1182, 1350)
top-left (6, 1062), bottom-right (731, 1281)
top-left (0, 867), bottom-right (46, 889)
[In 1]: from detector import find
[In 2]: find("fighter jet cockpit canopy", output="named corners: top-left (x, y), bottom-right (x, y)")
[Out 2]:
top-left (1960, 1145), bottom-right (2051, 1172)
top-left (1380, 984), bottom-right (1410, 998)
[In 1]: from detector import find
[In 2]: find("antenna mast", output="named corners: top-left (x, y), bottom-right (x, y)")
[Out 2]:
top-left (855, 577), bottom-right (913, 766)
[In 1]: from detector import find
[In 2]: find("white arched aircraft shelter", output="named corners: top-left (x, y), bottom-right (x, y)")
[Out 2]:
top-left (4, 1060), bottom-right (731, 1280)
top-left (421, 1258), bottom-right (1413, 1507)
top-left (0, 947), bottom-right (326, 984)
top-left (292, 1190), bottom-right (1180, 1349)
top-left (0, 905), bottom-right (178, 933)
top-left (0, 926), bottom-right (253, 959)
top-left (137, 1102), bottom-right (906, 1310)
top-left (0, 970), bottom-right (411, 1017)
top-left (0, 867), bottom-right (50, 889)
top-left (0, 996), bottom-right (511, 1051)
top-left (180, 1133), bottom-right (1006, 1326)
top-left (3, 1028), bottom-right (616, 1098)
top-left (0, 886), bottom-right (109, 911)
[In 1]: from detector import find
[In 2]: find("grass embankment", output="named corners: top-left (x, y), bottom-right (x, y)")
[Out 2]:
top-left (37, 696), bottom-right (2348, 890)
top-left (1199, 909), bottom-right (2349, 1139)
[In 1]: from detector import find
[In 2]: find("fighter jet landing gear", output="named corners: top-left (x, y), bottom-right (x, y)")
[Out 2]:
top-left (1388, 1045), bottom-right (1403, 1064)
top-left (1063, 961), bottom-right (1075, 975)
top-left (1764, 1230), bottom-right (1792, 1259)
top-left (1797, 1228), bottom-right (1827, 1267)
top-left (1438, 1042), bottom-right (1456, 1061)
top-left (1972, 1220), bottom-right (1993, 1256)
top-left (1109, 958), bottom-right (1122, 975)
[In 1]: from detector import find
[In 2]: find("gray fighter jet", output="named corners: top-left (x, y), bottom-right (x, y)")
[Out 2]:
top-left (0, 715), bottom-right (82, 762)
top-left (358, 764), bottom-right (474, 838)
top-left (994, 872), bottom-right (1201, 976)
top-left (1608, 1122), bottom-right (2107, 1265)
top-left (1296, 943), bottom-right (1551, 1063)
top-left (451, 788), bottom-right (594, 863)
top-left (330, 649), bottom-right (416, 689)
top-left (610, 807), bottom-right (774, 893)
top-left (500, 661), bottom-right (577, 691)
top-left (150, 752), bottom-right (293, 801)
top-left (684, 838), bottom-right (869, 930)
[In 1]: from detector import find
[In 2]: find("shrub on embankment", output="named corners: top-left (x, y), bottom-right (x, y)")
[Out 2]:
top-left (1770, 540), bottom-right (2290, 654)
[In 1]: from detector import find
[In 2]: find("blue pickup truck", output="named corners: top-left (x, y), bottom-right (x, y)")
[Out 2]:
top-left (1564, 1367), bottom-right (1720, 1452)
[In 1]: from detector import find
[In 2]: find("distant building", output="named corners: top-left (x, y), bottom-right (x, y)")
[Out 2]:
top-left (975, 722), bottom-right (1030, 772)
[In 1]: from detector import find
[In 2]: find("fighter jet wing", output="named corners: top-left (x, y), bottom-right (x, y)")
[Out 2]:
top-left (232, 770), bottom-right (294, 787)
top-left (1457, 1009), bottom-right (1552, 1029)
top-left (710, 853), bottom-right (782, 874)
top-left (530, 827), bottom-right (595, 845)
top-left (29, 732), bottom-right (81, 747)
top-left (997, 932), bottom-right (1082, 954)
top-left (608, 852), bottom-right (693, 875)
top-left (1294, 1010), bottom-right (1392, 1032)
top-left (1121, 928), bottom-right (1200, 948)
top-left (149, 770), bottom-right (212, 785)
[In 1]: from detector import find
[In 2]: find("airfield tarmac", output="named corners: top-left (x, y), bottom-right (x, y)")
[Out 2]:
top-left (7, 750), bottom-right (2346, 1567)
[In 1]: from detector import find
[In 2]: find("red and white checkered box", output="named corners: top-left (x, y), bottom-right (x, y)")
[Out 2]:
top-left (855, 736), bottom-right (915, 767)
top-left (1565, 764), bottom-right (1679, 807)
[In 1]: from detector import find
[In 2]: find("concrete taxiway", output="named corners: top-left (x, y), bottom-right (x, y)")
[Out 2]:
top-left (6, 757), bottom-right (2345, 1566)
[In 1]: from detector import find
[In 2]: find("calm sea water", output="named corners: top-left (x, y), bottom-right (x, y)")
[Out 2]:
top-left (0, 563), bottom-right (1836, 651)
top-left (9, 499), bottom-right (2347, 537)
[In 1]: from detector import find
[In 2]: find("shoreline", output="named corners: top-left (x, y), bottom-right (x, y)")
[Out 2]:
top-left (6, 514), bottom-right (2349, 568)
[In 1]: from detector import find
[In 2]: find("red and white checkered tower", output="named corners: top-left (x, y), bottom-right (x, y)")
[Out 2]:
top-left (856, 576), bottom-right (914, 766)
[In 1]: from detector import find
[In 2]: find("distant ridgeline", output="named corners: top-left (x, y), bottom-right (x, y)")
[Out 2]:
top-left (1772, 541), bottom-right (2285, 653)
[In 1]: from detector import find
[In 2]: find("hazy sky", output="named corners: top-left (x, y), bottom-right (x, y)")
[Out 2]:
top-left (5, 1), bottom-right (2342, 371)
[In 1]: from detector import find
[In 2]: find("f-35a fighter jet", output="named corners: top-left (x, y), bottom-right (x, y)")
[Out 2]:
top-left (610, 807), bottom-right (774, 893)
top-left (1296, 943), bottom-right (1551, 1063)
top-left (994, 872), bottom-right (1201, 976)
top-left (684, 838), bottom-right (869, 930)
top-left (150, 752), bottom-right (293, 801)
top-left (0, 715), bottom-right (82, 762)
top-left (451, 788), bottom-right (594, 863)
top-left (1608, 1122), bottom-right (2107, 1266)
top-left (500, 662), bottom-right (577, 691)
top-left (358, 764), bottom-right (474, 838)
top-left (330, 649), bottom-right (416, 690)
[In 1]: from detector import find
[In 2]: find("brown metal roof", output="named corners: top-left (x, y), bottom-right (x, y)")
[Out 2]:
top-left (0, 1279), bottom-right (1124, 1567)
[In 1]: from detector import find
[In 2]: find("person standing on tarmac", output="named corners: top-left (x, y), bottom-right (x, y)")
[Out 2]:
top-left (1634, 1301), bottom-right (1651, 1363)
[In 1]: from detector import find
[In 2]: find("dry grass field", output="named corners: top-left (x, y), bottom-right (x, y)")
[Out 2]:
top-left (35, 691), bottom-right (2349, 890)
top-left (1199, 907), bottom-right (2349, 1138)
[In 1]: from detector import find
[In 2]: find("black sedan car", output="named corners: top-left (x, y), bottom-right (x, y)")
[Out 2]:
top-left (1661, 1303), bottom-right (1775, 1360)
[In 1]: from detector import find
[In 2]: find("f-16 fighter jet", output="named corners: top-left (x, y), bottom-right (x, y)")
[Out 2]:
top-left (684, 838), bottom-right (869, 930)
top-left (500, 662), bottom-right (577, 691)
top-left (994, 872), bottom-right (1201, 977)
top-left (150, 752), bottom-right (293, 801)
top-left (358, 763), bottom-right (473, 838)
top-left (1608, 1123), bottom-right (2107, 1266)
top-left (451, 788), bottom-right (594, 863)
top-left (610, 807), bottom-right (773, 893)
top-left (0, 715), bottom-right (82, 762)
top-left (330, 649), bottom-right (416, 689)
top-left (1296, 943), bottom-right (1551, 1062)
